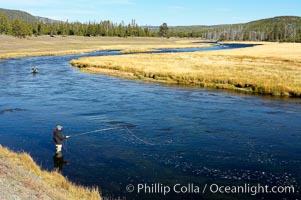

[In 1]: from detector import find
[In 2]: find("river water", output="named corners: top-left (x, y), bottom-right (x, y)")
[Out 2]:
top-left (0, 44), bottom-right (300, 200)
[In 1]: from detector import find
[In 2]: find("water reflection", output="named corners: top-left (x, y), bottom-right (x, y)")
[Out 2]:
top-left (53, 152), bottom-right (70, 174)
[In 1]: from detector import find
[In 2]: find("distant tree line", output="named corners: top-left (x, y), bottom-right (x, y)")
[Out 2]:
top-left (1, 13), bottom-right (301, 42)
top-left (169, 17), bottom-right (301, 42)
top-left (0, 14), bottom-right (156, 38)
top-left (170, 24), bottom-right (301, 42)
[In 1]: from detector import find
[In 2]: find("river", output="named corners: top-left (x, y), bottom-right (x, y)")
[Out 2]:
top-left (0, 44), bottom-right (300, 200)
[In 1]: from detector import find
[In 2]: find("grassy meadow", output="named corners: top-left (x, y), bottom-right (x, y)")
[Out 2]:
top-left (70, 42), bottom-right (301, 97)
top-left (0, 35), bottom-right (211, 59)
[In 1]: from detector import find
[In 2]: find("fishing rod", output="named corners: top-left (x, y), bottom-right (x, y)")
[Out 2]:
top-left (69, 127), bottom-right (119, 137)
top-left (63, 127), bottom-right (120, 153)
top-left (68, 126), bottom-right (154, 145)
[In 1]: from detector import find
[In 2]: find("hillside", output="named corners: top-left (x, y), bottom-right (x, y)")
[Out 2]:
top-left (0, 8), bottom-right (37, 22)
top-left (172, 16), bottom-right (301, 32)
top-left (0, 8), bottom-right (57, 23)
top-left (0, 145), bottom-right (101, 200)
top-left (171, 16), bottom-right (301, 42)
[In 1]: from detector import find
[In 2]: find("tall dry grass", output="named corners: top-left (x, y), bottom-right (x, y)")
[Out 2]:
top-left (0, 35), bottom-right (210, 59)
top-left (0, 145), bottom-right (101, 200)
top-left (70, 42), bottom-right (301, 97)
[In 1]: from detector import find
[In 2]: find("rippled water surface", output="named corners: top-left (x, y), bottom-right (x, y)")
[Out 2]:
top-left (0, 45), bottom-right (300, 199)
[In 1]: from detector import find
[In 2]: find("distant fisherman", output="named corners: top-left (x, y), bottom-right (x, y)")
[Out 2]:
top-left (52, 125), bottom-right (70, 153)
top-left (32, 67), bottom-right (38, 73)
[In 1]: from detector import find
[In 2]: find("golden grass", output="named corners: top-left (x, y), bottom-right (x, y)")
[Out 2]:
top-left (120, 48), bottom-right (156, 54)
top-left (0, 145), bottom-right (101, 200)
top-left (70, 42), bottom-right (301, 97)
top-left (0, 35), bottom-right (211, 59)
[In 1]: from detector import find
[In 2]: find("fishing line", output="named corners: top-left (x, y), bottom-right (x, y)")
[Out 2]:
top-left (104, 124), bottom-right (155, 146)
top-left (68, 126), bottom-right (155, 146)
top-left (124, 127), bottom-right (154, 146)
top-left (63, 138), bottom-right (69, 153)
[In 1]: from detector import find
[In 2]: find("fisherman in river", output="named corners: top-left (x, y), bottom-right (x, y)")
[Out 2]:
top-left (52, 125), bottom-right (70, 153)
top-left (32, 67), bottom-right (38, 74)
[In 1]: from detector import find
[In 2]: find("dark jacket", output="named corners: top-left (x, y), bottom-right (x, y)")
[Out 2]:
top-left (53, 129), bottom-right (67, 145)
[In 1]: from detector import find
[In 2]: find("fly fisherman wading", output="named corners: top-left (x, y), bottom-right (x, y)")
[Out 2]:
top-left (53, 125), bottom-right (70, 153)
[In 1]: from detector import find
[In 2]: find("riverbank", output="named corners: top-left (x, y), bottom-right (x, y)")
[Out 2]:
top-left (0, 145), bottom-right (101, 200)
top-left (0, 35), bottom-right (211, 59)
top-left (70, 42), bottom-right (301, 97)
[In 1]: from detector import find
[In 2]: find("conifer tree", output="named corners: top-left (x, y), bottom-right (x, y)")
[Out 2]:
top-left (0, 14), bottom-right (12, 34)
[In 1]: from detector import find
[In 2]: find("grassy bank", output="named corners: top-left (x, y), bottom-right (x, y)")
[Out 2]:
top-left (0, 145), bottom-right (101, 200)
top-left (70, 42), bottom-right (301, 97)
top-left (0, 35), bottom-right (211, 59)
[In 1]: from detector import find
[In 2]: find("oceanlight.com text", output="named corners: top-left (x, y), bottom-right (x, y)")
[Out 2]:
top-left (126, 183), bottom-right (296, 196)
